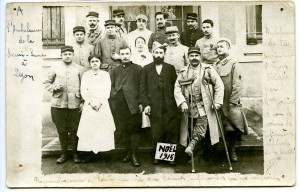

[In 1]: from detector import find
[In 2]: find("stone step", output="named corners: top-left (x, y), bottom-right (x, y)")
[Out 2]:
top-left (42, 126), bottom-right (263, 156)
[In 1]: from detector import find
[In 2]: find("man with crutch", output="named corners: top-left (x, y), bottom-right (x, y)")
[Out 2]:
top-left (174, 47), bottom-right (225, 171)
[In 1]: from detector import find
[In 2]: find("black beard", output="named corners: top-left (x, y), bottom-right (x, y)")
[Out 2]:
top-left (153, 57), bottom-right (164, 64)
top-left (122, 61), bottom-right (131, 66)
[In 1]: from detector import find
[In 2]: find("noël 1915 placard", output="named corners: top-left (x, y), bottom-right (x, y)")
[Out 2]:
top-left (155, 143), bottom-right (176, 162)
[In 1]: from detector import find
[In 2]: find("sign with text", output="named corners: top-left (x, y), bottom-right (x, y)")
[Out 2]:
top-left (155, 142), bottom-right (176, 162)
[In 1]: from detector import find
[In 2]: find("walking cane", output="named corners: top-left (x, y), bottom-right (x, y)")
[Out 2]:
top-left (189, 87), bottom-right (196, 173)
top-left (180, 77), bottom-right (196, 173)
top-left (204, 68), bottom-right (233, 171)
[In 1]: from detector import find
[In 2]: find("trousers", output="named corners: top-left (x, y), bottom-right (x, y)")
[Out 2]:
top-left (114, 90), bottom-right (142, 154)
top-left (51, 107), bottom-right (81, 154)
top-left (150, 113), bottom-right (178, 153)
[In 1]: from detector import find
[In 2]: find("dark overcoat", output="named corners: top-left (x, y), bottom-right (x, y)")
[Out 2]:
top-left (140, 62), bottom-right (178, 118)
top-left (110, 62), bottom-right (142, 114)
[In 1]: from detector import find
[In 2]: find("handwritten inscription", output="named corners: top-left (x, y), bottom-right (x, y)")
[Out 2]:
top-left (7, 22), bottom-right (42, 34)
top-left (7, 6), bottom-right (46, 84)
top-left (14, 68), bottom-right (34, 83)
top-left (263, 14), bottom-right (295, 176)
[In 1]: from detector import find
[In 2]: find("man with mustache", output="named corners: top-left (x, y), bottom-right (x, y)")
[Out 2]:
top-left (195, 19), bottom-right (219, 64)
top-left (164, 26), bottom-right (189, 73)
top-left (86, 11), bottom-right (105, 45)
top-left (140, 43), bottom-right (178, 166)
top-left (213, 38), bottom-right (243, 162)
top-left (180, 13), bottom-right (204, 47)
top-left (110, 46), bottom-right (143, 167)
top-left (174, 47), bottom-right (224, 161)
top-left (113, 9), bottom-right (128, 39)
top-left (148, 12), bottom-right (169, 52)
top-left (71, 26), bottom-right (94, 72)
top-left (94, 20), bottom-right (128, 74)
top-left (44, 46), bottom-right (84, 164)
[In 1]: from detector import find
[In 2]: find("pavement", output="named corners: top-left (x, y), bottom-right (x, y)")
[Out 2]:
top-left (42, 149), bottom-right (263, 175)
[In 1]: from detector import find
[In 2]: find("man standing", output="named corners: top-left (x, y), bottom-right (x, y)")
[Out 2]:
top-left (126, 14), bottom-right (153, 50)
top-left (110, 46), bottom-right (143, 167)
top-left (214, 38), bottom-right (243, 162)
top-left (164, 26), bottom-right (189, 73)
top-left (86, 11), bottom-right (104, 45)
top-left (195, 19), bottom-right (219, 64)
top-left (71, 26), bottom-right (94, 71)
top-left (113, 9), bottom-right (128, 39)
top-left (94, 20), bottom-right (128, 73)
top-left (140, 44), bottom-right (178, 166)
top-left (44, 46), bottom-right (84, 164)
top-left (180, 13), bottom-right (204, 47)
top-left (174, 47), bottom-right (224, 158)
top-left (148, 12), bottom-right (169, 52)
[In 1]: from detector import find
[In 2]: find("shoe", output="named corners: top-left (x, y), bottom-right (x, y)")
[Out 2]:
top-left (169, 161), bottom-right (176, 166)
top-left (73, 153), bottom-right (81, 163)
top-left (230, 147), bottom-right (238, 162)
top-left (122, 152), bottom-right (131, 163)
top-left (153, 159), bottom-right (160, 165)
top-left (56, 154), bottom-right (68, 164)
top-left (81, 154), bottom-right (92, 163)
top-left (131, 154), bottom-right (140, 167)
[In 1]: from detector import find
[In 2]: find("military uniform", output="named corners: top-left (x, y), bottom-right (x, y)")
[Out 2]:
top-left (44, 46), bottom-right (84, 163)
top-left (174, 49), bottom-right (224, 150)
top-left (71, 41), bottom-right (94, 71)
top-left (116, 25), bottom-right (128, 39)
top-left (213, 54), bottom-right (243, 161)
top-left (87, 27), bottom-right (104, 45)
top-left (94, 35), bottom-right (128, 73)
top-left (148, 26), bottom-right (168, 52)
top-left (180, 28), bottom-right (204, 47)
top-left (164, 43), bottom-right (189, 73)
top-left (195, 34), bottom-right (219, 64)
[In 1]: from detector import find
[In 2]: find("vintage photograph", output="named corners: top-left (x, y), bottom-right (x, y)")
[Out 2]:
top-left (41, 2), bottom-right (263, 175)
top-left (5, 0), bottom-right (295, 188)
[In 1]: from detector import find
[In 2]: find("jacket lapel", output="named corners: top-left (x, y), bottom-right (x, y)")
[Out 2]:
top-left (150, 63), bottom-right (162, 89)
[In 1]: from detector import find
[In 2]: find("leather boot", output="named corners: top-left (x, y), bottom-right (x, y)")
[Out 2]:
top-left (122, 151), bottom-right (131, 163)
top-left (185, 139), bottom-right (198, 156)
top-left (73, 153), bottom-right (81, 163)
top-left (131, 154), bottom-right (140, 167)
top-left (230, 146), bottom-right (238, 162)
top-left (56, 154), bottom-right (68, 164)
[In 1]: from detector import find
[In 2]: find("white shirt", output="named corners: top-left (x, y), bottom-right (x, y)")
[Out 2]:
top-left (156, 64), bottom-right (163, 75)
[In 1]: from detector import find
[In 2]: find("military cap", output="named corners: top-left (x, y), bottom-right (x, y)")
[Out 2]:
top-left (136, 14), bottom-right (148, 21)
top-left (217, 37), bottom-right (232, 48)
top-left (61, 45), bottom-right (74, 53)
top-left (165, 26), bottom-right (179, 34)
top-left (188, 47), bottom-right (201, 55)
top-left (104, 20), bottom-right (117, 27)
top-left (113, 9), bottom-right (125, 17)
top-left (86, 11), bottom-right (99, 18)
top-left (73, 26), bottom-right (85, 34)
top-left (186, 13), bottom-right (198, 20)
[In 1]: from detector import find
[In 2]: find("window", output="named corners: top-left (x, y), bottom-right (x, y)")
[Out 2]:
top-left (42, 6), bottom-right (65, 48)
top-left (111, 6), bottom-right (148, 33)
top-left (246, 5), bottom-right (262, 45)
top-left (159, 6), bottom-right (201, 34)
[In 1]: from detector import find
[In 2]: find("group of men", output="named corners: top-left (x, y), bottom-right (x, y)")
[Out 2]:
top-left (45, 9), bottom-right (244, 168)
